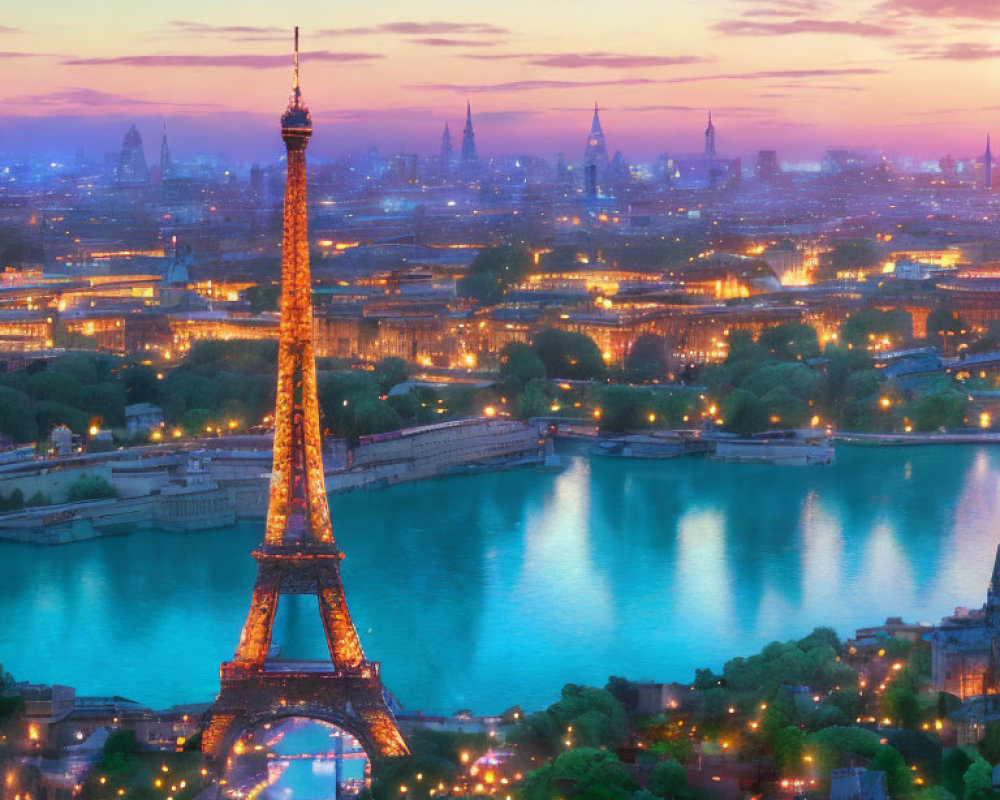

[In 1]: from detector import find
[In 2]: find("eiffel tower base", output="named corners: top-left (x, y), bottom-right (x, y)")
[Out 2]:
top-left (202, 663), bottom-right (408, 770)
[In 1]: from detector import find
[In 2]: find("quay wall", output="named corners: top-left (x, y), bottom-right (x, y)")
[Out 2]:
top-left (0, 418), bottom-right (544, 544)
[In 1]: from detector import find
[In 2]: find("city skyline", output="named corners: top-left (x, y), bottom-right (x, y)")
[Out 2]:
top-left (2, 0), bottom-right (1000, 161)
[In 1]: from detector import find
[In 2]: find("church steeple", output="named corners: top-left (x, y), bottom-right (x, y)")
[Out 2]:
top-left (590, 102), bottom-right (603, 135)
top-left (460, 101), bottom-right (477, 168)
top-left (705, 111), bottom-right (716, 158)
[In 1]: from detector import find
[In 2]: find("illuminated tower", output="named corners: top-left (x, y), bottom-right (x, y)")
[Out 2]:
top-left (705, 111), bottom-right (716, 158)
top-left (460, 101), bottom-right (478, 168)
top-left (985, 134), bottom-right (993, 191)
top-left (203, 27), bottom-right (408, 768)
top-left (440, 121), bottom-right (453, 177)
top-left (583, 103), bottom-right (609, 198)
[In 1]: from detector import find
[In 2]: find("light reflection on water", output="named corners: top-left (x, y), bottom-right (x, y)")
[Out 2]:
top-left (1, 447), bottom-right (999, 714)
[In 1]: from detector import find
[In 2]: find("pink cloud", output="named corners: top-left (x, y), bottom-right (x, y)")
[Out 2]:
top-left (407, 37), bottom-right (501, 47)
top-left (906, 42), bottom-right (1000, 59)
top-left (714, 19), bottom-right (897, 36)
top-left (878, 0), bottom-right (1000, 18)
top-left (464, 51), bottom-right (706, 69)
top-left (410, 67), bottom-right (884, 93)
top-left (63, 51), bottom-right (382, 67)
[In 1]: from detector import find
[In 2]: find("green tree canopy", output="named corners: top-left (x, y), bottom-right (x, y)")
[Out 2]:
top-left (647, 759), bottom-right (686, 799)
top-left (841, 308), bottom-right (912, 350)
top-left (625, 334), bottom-right (668, 383)
top-left (501, 342), bottom-right (547, 387)
top-left (758, 322), bottom-right (821, 362)
top-left (66, 474), bottom-right (115, 503)
top-left (720, 388), bottom-right (767, 435)
top-left (532, 328), bottom-right (606, 380)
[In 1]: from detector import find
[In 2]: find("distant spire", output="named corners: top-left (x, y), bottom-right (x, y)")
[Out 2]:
top-left (461, 101), bottom-right (477, 167)
top-left (591, 102), bottom-right (603, 135)
top-left (159, 124), bottom-right (172, 180)
top-left (986, 132), bottom-right (994, 191)
top-left (705, 110), bottom-right (717, 158)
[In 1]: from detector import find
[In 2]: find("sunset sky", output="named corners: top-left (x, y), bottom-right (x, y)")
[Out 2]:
top-left (1, 0), bottom-right (999, 162)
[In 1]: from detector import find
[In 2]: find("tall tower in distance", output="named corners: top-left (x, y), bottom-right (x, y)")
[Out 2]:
top-left (583, 103), bottom-right (609, 198)
top-left (985, 133), bottom-right (993, 191)
top-left (159, 125), bottom-right (173, 181)
top-left (116, 124), bottom-right (149, 183)
top-left (460, 101), bottom-right (478, 167)
top-left (705, 111), bottom-right (717, 158)
top-left (202, 27), bottom-right (408, 770)
top-left (440, 121), bottom-right (453, 177)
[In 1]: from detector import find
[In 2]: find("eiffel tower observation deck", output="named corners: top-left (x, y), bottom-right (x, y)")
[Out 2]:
top-left (201, 28), bottom-right (408, 770)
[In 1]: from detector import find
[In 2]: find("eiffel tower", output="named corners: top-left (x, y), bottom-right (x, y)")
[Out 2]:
top-left (202, 28), bottom-right (408, 768)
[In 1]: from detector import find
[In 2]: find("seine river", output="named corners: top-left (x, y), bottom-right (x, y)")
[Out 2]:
top-left (2, 446), bottom-right (999, 715)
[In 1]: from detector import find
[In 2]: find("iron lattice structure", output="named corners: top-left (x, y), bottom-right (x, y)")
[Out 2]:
top-left (203, 29), bottom-right (408, 766)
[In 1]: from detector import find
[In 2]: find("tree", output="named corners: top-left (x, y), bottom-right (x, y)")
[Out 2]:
top-left (941, 748), bottom-right (974, 798)
top-left (547, 747), bottom-right (636, 800)
top-left (35, 401), bottom-right (89, 436)
top-left (841, 308), bottom-right (912, 350)
top-left (870, 745), bottom-right (913, 800)
top-left (374, 357), bottom-right (410, 395)
top-left (180, 408), bottom-right (216, 435)
top-left (926, 302), bottom-right (966, 347)
top-left (720, 389), bottom-right (767, 435)
top-left (517, 378), bottom-right (556, 419)
top-left (29, 371), bottom-right (84, 407)
top-left (625, 335), bottom-right (668, 383)
top-left (122, 364), bottom-right (161, 405)
top-left (909, 392), bottom-right (969, 432)
top-left (596, 386), bottom-right (650, 432)
top-left (647, 760), bottom-right (686, 799)
top-left (501, 342), bottom-right (547, 386)
top-left (532, 328), bottom-right (606, 380)
top-left (66, 474), bottom-right (115, 503)
top-left (980, 721), bottom-right (1000, 764)
top-left (725, 330), bottom-right (769, 364)
top-left (82, 383), bottom-right (127, 427)
top-left (962, 756), bottom-right (993, 800)
top-left (0, 385), bottom-right (38, 443)
top-left (457, 245), bottom-right (532, 305)
top-left (104, 729), bottom-right (138, 754)
top-left (761, 387), bottom-right (807, 429)
top-left (759, 322), bottom-right (821, 362)
top-left (50, 354), bottom-right (100, 386)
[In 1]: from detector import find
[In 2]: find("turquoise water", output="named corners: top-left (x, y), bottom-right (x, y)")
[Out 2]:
top-left (2, 447), bottom-right (999, 715)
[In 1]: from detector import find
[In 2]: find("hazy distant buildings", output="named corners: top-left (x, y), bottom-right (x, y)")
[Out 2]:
top-left (757, 150), bottom-right (779, 181)
top-left (672, 113), bottom-right (740, 190)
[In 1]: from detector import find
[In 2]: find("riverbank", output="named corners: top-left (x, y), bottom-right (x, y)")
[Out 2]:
top-left (0, 417), bottom-right (547, 544)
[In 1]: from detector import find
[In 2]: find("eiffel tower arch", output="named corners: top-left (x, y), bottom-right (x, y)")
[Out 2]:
top-left (202, 28), bottom-right (408, 774)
